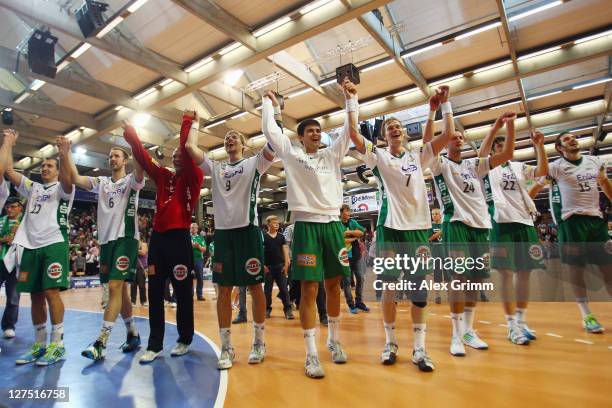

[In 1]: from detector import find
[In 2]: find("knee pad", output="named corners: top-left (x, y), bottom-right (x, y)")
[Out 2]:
top-left (412, 300), bottom-right (427, 309)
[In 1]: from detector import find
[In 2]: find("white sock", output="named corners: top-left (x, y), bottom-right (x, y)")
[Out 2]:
top-left (506, 315), bottom-right (516, 330)
top-left (383, 322), bottom-right (397, 345)
top-left (219, 328), bottom-right (231, 349)
top-left (451, 312), bottom-right (464, 337)
top-left (576, 298), bottom-right (590, 319)
top-left (124, 317), bottom-right (138, 336)
top-left (515, 308), bottom-right (527, 325)
top-left (51, 323), bottom-right (64, 345)
top-left (34, 323), bottom-right (47, 345)
top-left (98, 321), bottom-right (114, 346)
top-left (304, 328), bottom-right (317, 356)
top-left (253, 322), bottom-right (265, 345)
top-left (327, 316), bottom-right (340, 344)
top-left (464, 307), bottom-right (474, 332)
top-left (413, 323), bottom-right (426, 350)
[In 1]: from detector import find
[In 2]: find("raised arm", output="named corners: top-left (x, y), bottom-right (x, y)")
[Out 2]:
top-left (343, 80), bottom-right (365, 154)
top-left (530, 130), bottom-right (549, 178)
top-left (489, 113), bottom-right (517, 169)
top-left (1, 129), bottom-right (23, 187)
top-left (478, 114), bottom-right (508, 158)
top-left (430, 86), bottom-right (453, 156)
top-left (178, 111), bottom-right (203, 181)
top-left (133, 157), bottom-right (144, 184)
top-left (423, 90), bottom-right (440, 145)
top-left (598, 164), bottom-right (612, 201)
top-left (529, 181), bottom-right (546, 199)
top-left (56, 136), bottom-right (73, 195)
top-left (121, 120), bottom-right (165, 185)
top-left (262, 91), bottom-right (292, 158)
top-left (185, 113), bottom-right (206, 166)
top-left (331, 78), bottom-right (359, 159)
top-left (56, 135), bottom-right (93, 190)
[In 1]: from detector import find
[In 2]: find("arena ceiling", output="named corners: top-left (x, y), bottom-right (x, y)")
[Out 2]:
top-left (0, 0), bottom-right (611, 208)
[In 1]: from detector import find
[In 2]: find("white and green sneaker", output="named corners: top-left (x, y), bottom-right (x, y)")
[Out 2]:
top-left (248, 343), bottom-right (266, 364)
top-left (583, 314), bottom-right (604, 333)
top-left (217, 346), bottom-right (236, 370)
top-left (36, 343), bottom-right (66, 366)
top-left (304, 354), bottom-right (324, 379)
top-left (381, 343), bottom-right (398, 365)
top-left (81, 341), bottom-right (106, 361)
top-left (15, 343), bottom-right (46, 365)
top-left (326, 340), bottom-right (348, 364)
top-left (508, 326), bottom-right (530, 345)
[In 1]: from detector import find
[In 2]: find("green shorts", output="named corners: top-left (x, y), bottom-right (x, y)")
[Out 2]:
top-left (442, 221), bottom-right (490, 280)
top-left (376, 226), bottom-right (431, 280)
top-left (17, 241), bottom-right (70, 293)
top-left (557, 215), bottom-right (611, 266)
top-left (490, 222), bottom-right (545, 271)
top-left (99, 237), bottom-right (138, 283)
top-left (213, 225), bottom-right (264, 287)
top-left (291, 221), bottom-right (350, 282)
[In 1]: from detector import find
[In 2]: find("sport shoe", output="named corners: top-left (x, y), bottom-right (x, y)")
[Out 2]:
top-left (583, 314), bottom-right (604, 333)
top-left (232, 314), bottom-right (247, 324)
top-left (170, 342), bottom-right (189, 357)
top-left (520, 323), bottom-right (537, 340)
top-left (217, 346), bottom-right (235, 370)
top-left (81, 340), bottom-right (106, 361)
top-left (412, 348), bottom-right (435, 372)
top-left (4, 328), bottom-right (16, 339)
top-left (15, 343), bottom-right (46, 365)
top-left (284, 309), bottom-right (295, 320)
top-left (463, 330), bottom-right (488, 350)
top-left (326, 340), bottom-right (347, 364)
top-left (508, 326), bottom-right (530, 345)
top-left (450, 335), bottom-right (466, 356)
top-left (139, 349), bottom-right (162, 364)
top-left (304, 354), bottom-right (324, 379)
top-left (381, 342), bottom-right (398, 365)
top-left (36, 343), bottom-right (66, 366)
top-left (248, 343), bottom-right (266, 364)
top-left (356, 302), bottom-right (370, 312)
top-left (121, 333), bottom-right (141, 353)
top-left (349, 307), bottom-right (359, 314)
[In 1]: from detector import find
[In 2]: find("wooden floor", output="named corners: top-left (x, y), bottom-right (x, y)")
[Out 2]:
top-left (8, 285), bottom-right (612, 408)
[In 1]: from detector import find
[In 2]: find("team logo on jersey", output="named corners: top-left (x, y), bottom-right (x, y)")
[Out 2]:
top-left (297, 254), bottom-right (317, 267)
top-left (604, 240), bottom-right (612, 255)
top-left (338, 248), bottom-right (349, 267)
top-left (47, 263), bottom-right (63, 279)
top-left (528, 245), bottom-right (544, 261)
top-left (116, 255), bottom-right (130, 271)
top-left (18, 271), bottom-right (29, 282)
top-left (245, 258), bottom-right (262, 275)
top-left (173, 264), bottom-right (188, 280)
top-left (401, 164), bottom-right (418, 174)
top-left (415, 245), bottom-right (431, 259)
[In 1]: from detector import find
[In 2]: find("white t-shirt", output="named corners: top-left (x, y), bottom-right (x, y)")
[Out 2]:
top-left (546, 156), bottom-right (605, 222)
top-left (0, 180), bottom-right (9, 210)
top-left (13, 177), bottom-right (75, 249)
top-left (363, 141), bottom-right (434, 230)
top-left (430, 156), bottom-right (492, 229)
top-left (262, 98), bottom-right (351, 222)
top-left (88, 173), bottom-right (144, 244)
top-left (199, 153), bottom-right (272, 230)
top-left (487, 161), bottom-right (537, 225)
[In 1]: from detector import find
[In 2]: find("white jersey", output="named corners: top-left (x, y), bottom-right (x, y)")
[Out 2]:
top-left (13, 177), bottom-right (74, 249)
top-left (199, 153), bottom-right (272, 230)
top-left (0, 180), bottom-right (9, 209)
top-left (88, 173), bottom-right (144, 244)
top-left (261, 98), bottom-right (351, 222)
top-left (363, 140), bottom-right (435, 230)
top-left (487, 161), bottom-right (537, 225)
top-left (430, 156), bottom-right (492, 229)
top-left (546, 156), bottom-right (605, 223)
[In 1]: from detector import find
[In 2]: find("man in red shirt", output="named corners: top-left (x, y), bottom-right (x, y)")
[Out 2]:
top-left (122, 112), bottom-right (204, 363)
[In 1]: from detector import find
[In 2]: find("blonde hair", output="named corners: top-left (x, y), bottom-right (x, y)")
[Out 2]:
top-left (381, 116), bottom-right (414, 151)
top-left (110, 146), bottom-right (130, 160)
top-left (266, 215), bottom-right (279, 225)
top-left (225, 130), bottom-right (248, 150)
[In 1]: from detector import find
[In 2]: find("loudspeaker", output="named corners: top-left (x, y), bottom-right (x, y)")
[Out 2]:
top-left (76, 1), bottom-right (109, 38)
top-left (2, 110), bottom-right (13, 126)
top-left (27, 30), bottom-right (58, 79)
top-left (336, 63), bottom-right (360, 85)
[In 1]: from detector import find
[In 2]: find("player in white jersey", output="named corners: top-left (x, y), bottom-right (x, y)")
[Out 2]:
top-left (0, 131), bottom-right (14, 352)
top-left (185, 106), bottom-right (277, 369)
top-left (478, 126), bottom-right (548, 345)
top-left (529, 132), bottom-right (612, 333)
top-left (348, 86), bottom-right (453, 371)
top-left (429, 112), bottom-right (516, 356)
top-left (56, 136), bottom-right (145, 360)
top-left (1, 130), bottom-right (74, 366)
top-left (261, 79), bottom-right (355, 379)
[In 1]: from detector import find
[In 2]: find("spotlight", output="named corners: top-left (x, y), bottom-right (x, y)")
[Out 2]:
top-left (27, 30), bottom-right (58, 79)
top-left (76, 1), bottom-right (110, 38)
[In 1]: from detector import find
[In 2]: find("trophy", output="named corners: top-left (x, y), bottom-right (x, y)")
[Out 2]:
top-left (335, 63), bottom-right (360, 85)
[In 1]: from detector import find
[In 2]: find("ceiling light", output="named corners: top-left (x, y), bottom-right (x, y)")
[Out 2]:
top-left (76, 147), bottom-right (87, 155)
top-left (127, 0), bottom-right (149, 13)
top-left (454, 21), bottom-right (501, 40)
top-left (133, 112), bottom-right (151, 127)
top-left (405, 42), bottom-right (443, 57)
top-left (300, 0), bottom-right (335, 15)
top-left (508, 1), bottom-right (563, 22)
top-left (134, 87), bottom-right (157, 100)
top-left (574, 29), bottom-right (612, 45)
top-left (362, 58), bottom-right (393, 72)
top-left (30, 79), bottom-right (46, 91)
top-left (253, 16), bottom-right (291, 37)
top-left (572, 77), bottom-right (612, 90)
top-left (14, 93), bottom-right (30, 104)
top-left (185, 57), bottom-right (213, 73)
top-left (224, 69), bottom-right (244, 86)
top-left (158, 78), bottom-right (174, 86)
top-left (517, 46), bottom-right (561, 61)
top-left (205, 119), bottom-right (227, 129)
top-left (219, 42), bottom-right (241, 56)
top-left (96, 16), bottom-right (124, 38)
top-left (527, 90), bottom-right (562, 101)
top-left (473, 59), bottom-right (512, 73)
top-left (71, 43), bottom-right (92, 59)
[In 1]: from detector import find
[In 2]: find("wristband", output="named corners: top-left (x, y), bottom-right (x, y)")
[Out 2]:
top-left (345, 99), bottom-right (359, 113)
top-left (191, 122), bottom-right (200, 131)
top-left (273, 105), bottom-right (281, 115)
top-left (441, 102), bottom-right (452, 115)
top-left (428, 111), bottom-right (436, 121)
